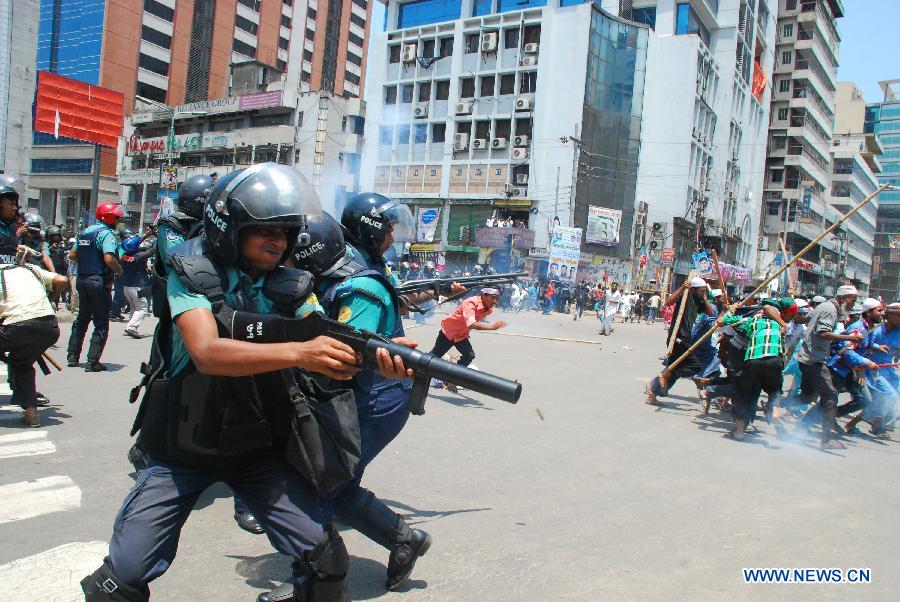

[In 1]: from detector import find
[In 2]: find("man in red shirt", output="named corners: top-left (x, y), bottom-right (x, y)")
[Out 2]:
top-left (429, 288), bottom-right (507, 382)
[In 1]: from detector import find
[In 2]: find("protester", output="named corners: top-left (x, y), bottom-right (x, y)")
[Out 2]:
top-left (647, 291), bottom-right (661, 323)
top-left (600, 282), bottom-right (622, 335)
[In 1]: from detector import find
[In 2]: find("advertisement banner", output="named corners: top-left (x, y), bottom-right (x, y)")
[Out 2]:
top-left (547, 226), bottom-right (582, 282)
top-left (661, 247), bottom-right (675, 267)
top-left (798, 189), bottom-right (813, 223)
top-left (585, 206), bottom-right (622, 246)
top-left (890, 236), bottom-right (900, 262)
top-left (34, 71), bottom-right (124, 147)
top-left (475, 227), bottom-right (534, 249)
top-left (416, 207), bottom-right (441, 243)
top-left (161, 166), bottom-right (178, 190)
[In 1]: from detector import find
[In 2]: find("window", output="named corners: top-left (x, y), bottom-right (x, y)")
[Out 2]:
top-left (777, 108), bottom-right (789, 120)
top-left (353, 0), bottom-right (368, 8)
top-left (675, 3), bottom-right (710, 46)
top-left (782, 23), bottom-right (793, 38)
top-left (499, 74), bottom-right (515, 95)
top-left (781, 50), bottom-right (792, 65)
top-left (460, 77), bottom-right (475, 98)
top-left (472, 0), bottom-right (492, 16)
top-left (397, 125), bottom-right (411, 144)
top-left (631, 6), bottom-right (656, 28)
top-left (277, 59), bottom-right (287, 72)
top-left (475, 121), bottom-right (490, 139)
top-left (141, 25), bottom-right (171, 49)
top-left (770, 169), bottom-right (783, 183)
top-left (389, 45), bottom-right (401, 63)
top-left (297, 112), bottom-right (304, 127)
top-left (786, 0), bottom-right (797, 9)
top-left (281, 15), bottom-right (292, 28)
top-left (414, 124), bottom-right (428, 143)
top-left (422, 39), bottom-right (436, 58)
top-left (349, 32), bottom-right (364, 48)
top-left (439, 37), bottom-right (453, 58)
top-left (237, 0), bottom-right (260, 10)
top-left (31, 158), bottom-right (93, 173)
top-left (432, 123), bottom-right (446, 142)
top-left (401, 84), bottom-right (414, 103)
top-left (498, 0), bottom-right (547, 11)
top-left (303, 49), bottom-right (313, 62)
top-left (418, 82), bottom-right (431, 102)
top-left (520, 71), bottom-right (537, 93)
top-left (346, 72), bottom-right (361, 85)
top-left (139, 53), bottom-right (169, 77)
top-left (465, 33), bottom-right (479, 54)
top-left (523, 24), bottom-right (540, 45)
top-left (135, 81), bottom-right (167, 103)
top-left (397, 0), bottom-right (461, 29)
top-left (301, 71), bottom-right (310, 83)
top-left (279, 37), bottom-right (290, 50)
top-left (144, 0), bottom-right (174, 21)
top-left (208, 118), bottom-right (243, 132)
top-left (350, 13), bottom-right (366, 29)
top-left (480, 75), bottom-right (495, 97)
top-left (504, 29), bottom-right (519, 50)
top-left (233, 38), bottom-right (256, 57)
top-left (385, 86), bottom-right (397, 104)
top-left (347, 51), bottom-right (362, 66)
top-left (435, 80), bottom-right (450, 100)
top-left (307, 7), bottom-right (317, 19)
top-left (250, 113), bottom-right (292, 127)
top-left (380, 126), bottom-right (393, 144)
top-left (774, 136), bottom-right (787, 149)
top-left (779, 79), bottom-right (790, 93)
top-left (235, 15), bottom-right (259, 35)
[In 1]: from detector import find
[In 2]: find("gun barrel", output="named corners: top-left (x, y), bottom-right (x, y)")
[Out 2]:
top-left (397, 272), bottom-right (528, 294)
top-left (367, 339), bottom-right (521, 404)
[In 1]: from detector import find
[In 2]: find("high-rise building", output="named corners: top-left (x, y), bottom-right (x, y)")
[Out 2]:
top-left (0, 0), bottom-right (40, 207)
top-left (760, 0), bottom-right (843, 296)
top-left (867, 79), bottom-right (900, 302)
top-left (29, 0), bottom-right (372, 228)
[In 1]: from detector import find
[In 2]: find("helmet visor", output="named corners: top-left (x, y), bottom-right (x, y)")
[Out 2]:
top-left (381, 201), bottom-right (415, 244)
top-left (228, 163), bottom-right (323, 220)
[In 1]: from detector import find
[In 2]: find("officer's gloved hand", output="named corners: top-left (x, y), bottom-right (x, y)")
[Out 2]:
top-left (375, 338), bottom-right (417, 380)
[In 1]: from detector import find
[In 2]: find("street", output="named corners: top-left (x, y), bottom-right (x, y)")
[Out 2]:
top-left (1, 307), bottom-right (898, 601)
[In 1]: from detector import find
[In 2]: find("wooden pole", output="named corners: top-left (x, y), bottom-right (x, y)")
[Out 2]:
top-left (666, 277), bottom-right (692, 358)
top-left (778, 237), bottom-right (794, 291)
top-left (42, 351), bottom-right (63, 372)
top-left (661, 183), bottom-right (891, 377)
top-left (710, 249), bottom-right (730, 306)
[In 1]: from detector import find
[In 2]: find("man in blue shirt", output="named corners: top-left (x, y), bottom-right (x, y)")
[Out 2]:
top-left (120, 235), bottom-right (155, 338)
top-left (0, 175), bottom-right (25, 265)
top-left (66, 202), bottom-right (124, 371)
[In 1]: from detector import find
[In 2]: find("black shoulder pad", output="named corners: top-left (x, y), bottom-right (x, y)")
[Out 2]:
top-left (328, 258), bottom-right (369, 280)
top-left (264, 267), bottom-right (315, 314)
top-left (169, 240), bottom-right (225, 302)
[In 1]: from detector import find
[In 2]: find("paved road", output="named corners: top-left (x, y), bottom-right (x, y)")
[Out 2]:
top-left (1, 307), bottom-right (897, 600)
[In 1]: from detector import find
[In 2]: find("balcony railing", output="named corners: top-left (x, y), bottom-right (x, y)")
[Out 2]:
top-left (793, 84), bottom-right (833, 118)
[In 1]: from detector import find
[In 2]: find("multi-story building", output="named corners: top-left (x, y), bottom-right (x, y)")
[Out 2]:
top-left (631, 0), bottom-right (775, 291)
top-left (760, 0), bottom-right (843, 296)
top-left (827, 81), bottom-right (881, 295)
top-left (30, 0), bottom-right (372, 228)
top-left (867, 79), bottom-right (900, 302)
top-left (0, 0), bottom-right (39, 206)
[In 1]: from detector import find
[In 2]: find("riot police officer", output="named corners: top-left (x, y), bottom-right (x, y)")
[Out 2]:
top-left (0, 175), bottom-right (25, 265)
top-left (66, 203), bottom-right (124, 371)
top-left (81, 164), bottom-right (359, 601)
top-left (338, 193), bottom-right (415, 279)
top-left (259, 213), bottom-right (429, 602)
top-left (20, 213), bottom-right (55, 271)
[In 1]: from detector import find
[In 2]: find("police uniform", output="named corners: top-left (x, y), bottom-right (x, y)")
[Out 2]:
top-left (0, 218), bottom-right (16, 265)
top-left (66, 222), bottom-right (118, 367)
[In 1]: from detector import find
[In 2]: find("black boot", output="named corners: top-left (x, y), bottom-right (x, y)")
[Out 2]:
top-left (82, 562), bottom-right (149, 601)
top-left (86, 333), bottom-right (108, 366)
top-left (386, 527), bottom-right (432, 590)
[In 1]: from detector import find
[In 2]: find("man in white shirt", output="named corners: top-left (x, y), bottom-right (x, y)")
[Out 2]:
top-left (601, 282), bottom-right (622, 335)
top-left (1, 255), bottom-right (67, 427)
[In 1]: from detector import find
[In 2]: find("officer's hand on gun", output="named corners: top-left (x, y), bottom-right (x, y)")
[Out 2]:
top-left (375, 337), bottom-right (418, 379)
top-left (295, 336), bottom-right (362, 381)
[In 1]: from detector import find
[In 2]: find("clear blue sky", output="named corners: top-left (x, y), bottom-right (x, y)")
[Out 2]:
top-left (832, 0), bottom-right (897, 101)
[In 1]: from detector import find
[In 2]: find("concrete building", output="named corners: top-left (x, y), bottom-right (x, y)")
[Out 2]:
top-left (0, 0), bottom-right (39, 206)
top-left (760, 0), bottom-right (843, 296)
top-left (630, 0), bottom-right (775, 291)
top-left (867, 79), bottom-right (900, 302)
top-left (29, 0), bottom-right (373, 229)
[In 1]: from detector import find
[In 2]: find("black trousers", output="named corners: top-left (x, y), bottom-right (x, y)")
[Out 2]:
top-left (734, 356), bottom-right (783, 423)
top-left (799, 361), bottom-right (839, 441)
top-left (430, 331), bottom-right (476, 366)
top-left (0, 316), bottom-right (60, 408)
top-left (67, 274), bottom-right (111, 363)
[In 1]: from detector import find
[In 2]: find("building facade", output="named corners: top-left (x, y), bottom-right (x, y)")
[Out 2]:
top-left (30, 0), bottom-right (372, 229)
top-left (867, 79), bottom-right (900, 302)
top-left (760, 0), bottom-right (843, 296)
top-left (0, 0), bottom-right (40, 206)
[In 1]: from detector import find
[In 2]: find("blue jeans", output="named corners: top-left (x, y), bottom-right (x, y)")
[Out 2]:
top-left (647, 307), bottom-right (658, 322)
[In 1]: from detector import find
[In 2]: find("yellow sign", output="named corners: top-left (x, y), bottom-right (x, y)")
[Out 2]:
top-left (410, 243), bottom-right (439, 252)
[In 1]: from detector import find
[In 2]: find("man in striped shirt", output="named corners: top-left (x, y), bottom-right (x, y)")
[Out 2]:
top-left (721, 297), bottom-right (797, 441)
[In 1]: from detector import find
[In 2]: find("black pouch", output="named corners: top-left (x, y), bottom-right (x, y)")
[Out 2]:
top-left (282, 370), bottom-right (361, 496)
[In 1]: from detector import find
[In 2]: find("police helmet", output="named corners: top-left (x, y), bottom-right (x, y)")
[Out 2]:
top-left (139, 236), bottom-right (156, 251)
top-left (337, 192), bottom-right (414, 256)
top-left (122, 235), bottom-right (142, 255)
top-left (119, 228), bottom-right (135, 240)
top-left (96, 202), bottom-right (125, 226)
top-left (45, 225), bottom-right (62, 240)
top-left (424, 261), bottom-right (435, 271)
top-left (24, 213), bottom-right (44, 234)
top-left (0, 174), bottom-right (24, 203)
top-left (290, 212), bottom-right (353, 276)
top-left (177, 174), bottom-right (214, 219)
top-left (203, 163), bottom-right (322, 267)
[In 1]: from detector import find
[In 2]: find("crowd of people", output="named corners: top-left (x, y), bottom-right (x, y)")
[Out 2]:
top-left (644, 276), bottom-right (899, 450)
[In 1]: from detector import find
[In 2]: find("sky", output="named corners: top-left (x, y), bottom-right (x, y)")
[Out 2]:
top-left (835, 0), bottom-right (899, 102)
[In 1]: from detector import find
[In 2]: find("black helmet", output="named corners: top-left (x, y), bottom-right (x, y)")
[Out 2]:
top-left (338, 192), bottom-right (414, 256)
top-left (0, 174), bottom-right (23, 203)
top-left (291, 212), bottom-right (353, 276)
top-left (177, 174), bottom-right (214, 219)
top-left (45, 225), bottom-right (62, 240)
top-left (24, 213), bottom-right (44, 234)
top-left (119, 228), bottom-right (135, 240)
top-left (203, 163), bottom-right (322, 266)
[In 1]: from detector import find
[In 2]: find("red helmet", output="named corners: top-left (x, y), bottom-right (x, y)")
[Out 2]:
top-left (96, 202), bottom-right (124, 225)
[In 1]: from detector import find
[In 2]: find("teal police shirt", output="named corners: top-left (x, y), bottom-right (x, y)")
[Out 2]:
top-left (82, 223), bottom-right (119, 255)
top-left (156, 222), bottom-right (185, 268)
top-left (326, 246), bottom-right (397, 337)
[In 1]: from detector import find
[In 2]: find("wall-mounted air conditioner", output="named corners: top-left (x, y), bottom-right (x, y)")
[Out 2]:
top-left (401, 44), bottom-right (417, 63)
top-left (514, 96), bottom-right (531, 111)
top-left (524, 43), bottom-right (539, 54)
top-left (515, 173), bottom-right (529, 185)
top-left (453, 133), bottom-right (469, 150)
top-left (481, 32), bottom-right (498, 53)
top-left (472, 138), bottom-right (487, 150)
top-left (512, 148), bottom-right (528, 160)
top-left (521, 55), bottom-right (538, 67)
top-left (455, 102), bottom-right (472, 115)
top-left (414, 103), bottom-right (429, 118)
top-left (491, 137), bottom-right (507, 149)
top-left (514, 134), bottom-right (529, 147)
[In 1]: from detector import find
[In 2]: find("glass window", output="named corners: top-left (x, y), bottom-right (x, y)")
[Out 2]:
top-left (139, 53), bottom-right (169, 77)
top-left (277, 59), bottom-right (287, 72)
top-left (380, 126), bottom-right (393, 144)
top-left (144, 0), bottom-right (174, 21)
top-left (504, 29), bottom-right (519, 50)
top-left (305, 29), bottom-right (315, 41)
top-left (141, 25), bottom-right (172, 49)
top-left (473, 0), bottom-right (492, 16)
top-left (397, 125), bottom-right (411, 144)
top-left (439, 37), bottom-right (454, 57)
top-left (520, 71), bottom-right (537, 93)
top-left (353, 0), bottom-right (368, 9)
top-left (304, 49), bottom-right (314, 62)
top-left (779, 79), bottom-right (790, 92)
top-left (422, 39), bottom-right (436, 58)
top-left (559, 0), bottom-right (587, 5)
top-left (499, 73), bottom-right (515, 95)
top-left (418, 81), bottom-right (431, 101)
top-left (770, 169), bottom-right (783, 182)
top-left (480, 75), bottom-right (495, 97)
top-left (675, 3), bottom-right (709, 46)
top-left (523, 24), bottom-right (540, 45)
top-left (308, 7), bottom-right (317, 19)
top-left (250, 113), bottom-right (292, 127)
top-left (233, 38), bottom-right (256, 57)
top-left (432, 123), bottom-right (446, 142)
top-left (781, 50), bottom-right (792, 64)
top-left (785, 0), bottom-right (797, 9)
top-left (279, 37), bottom-right (290, 50)
top-left (135, 81), bottom-right (167, 103)
top-left (389, 45), bottom-right (401, 63)
top-left (415, 124), bottom-right (428, 143)
top-left (350, 13), bottom-right (366, 28)
top-left (347, 51), bottom-right (362, 66)
top-left (631, 6), bottom-right (656, 28)
top-left (435, 80), bottom-right (450, 100)
top-left (498, 0), bottom-right (546, 13)
top-left (346, 72), bottom-right (361, 85)
top-left (401, 84), bottom-right (414, 103)
top-left (397, 0), bottom-right (462, 29)
top-left (281, 15), bottom-right (292, 28)
top-left (30, 158), bottom-right (93, 173)
top-left (235, 14), bottom-right (259, 35)
top-left (349, 32), bottom-right (364, 47)
top-left (777, 108), bottom-right (789, 120)
top-left (460, 78), bottom-right (475, 98)
top-left (782, 23), bottom-right (793, 37)
top-left (465, 33), bottom-right (479, 54)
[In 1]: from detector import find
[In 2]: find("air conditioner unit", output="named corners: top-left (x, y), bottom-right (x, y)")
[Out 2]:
top-left (515, 173), bottom-right (529, 185)
top-left (514, 134), bottom-right (529, 147)
top-left (504, 183), bottom-right (516, 194)
top-left (524, 43), bottom-right (539, 54)
top-left (732, 226), bottom-right (743, 238)
top-left (453, 133), bottom-right (469, 150)
top-left (481, 32), bottom-right (498, 53)
top-left (514, 96), bottom-right (531, 111)
top-left (521, 55), bottom-right (538, 67)
top-left (512, 147), bottom-right (528, 160)
top-left (491, 137), bottom-right (507, 149)
top-left (401, 44), bottom-right (417, 63)
top-left (414, 102), bottom-right (429, 118)
top-left (512, 187), bottom-right (526, 196)
top-left (472, 138), bottom-right (487, 150)
top-left (455, 102), bottom-right (472, 115)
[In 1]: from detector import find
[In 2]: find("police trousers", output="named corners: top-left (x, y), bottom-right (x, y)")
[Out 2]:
top-left (67, 274), bottom-right (111, 362)
top-left (107, 451), bottom-right (327, 590)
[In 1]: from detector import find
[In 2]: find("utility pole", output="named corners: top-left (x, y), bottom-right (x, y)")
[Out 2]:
top-left (560, 132), bottom-right (581, 228)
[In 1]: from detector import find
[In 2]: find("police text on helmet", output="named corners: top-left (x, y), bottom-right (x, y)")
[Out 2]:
top-left (205, 202), bottom-right (228, 233)
top-left (296, 241), bottom-right (325, 259)
top-left (360, 215), bottom-right (383, 229)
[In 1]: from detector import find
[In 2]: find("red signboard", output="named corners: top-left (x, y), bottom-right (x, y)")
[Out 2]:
top-left (34, 71), bottom-right (124, 147)
top-left (660, 247), bottom-right (675, 267)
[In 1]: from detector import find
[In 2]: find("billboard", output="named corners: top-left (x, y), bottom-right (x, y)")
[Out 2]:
top-left (547, 226), bottom-right (582, 282)
top-left (586, 206), bottom-right (622, 246)
top-left (34, 71), bottom-right (124, 147)
top-left (416, 207), bottom-right (441, 243)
